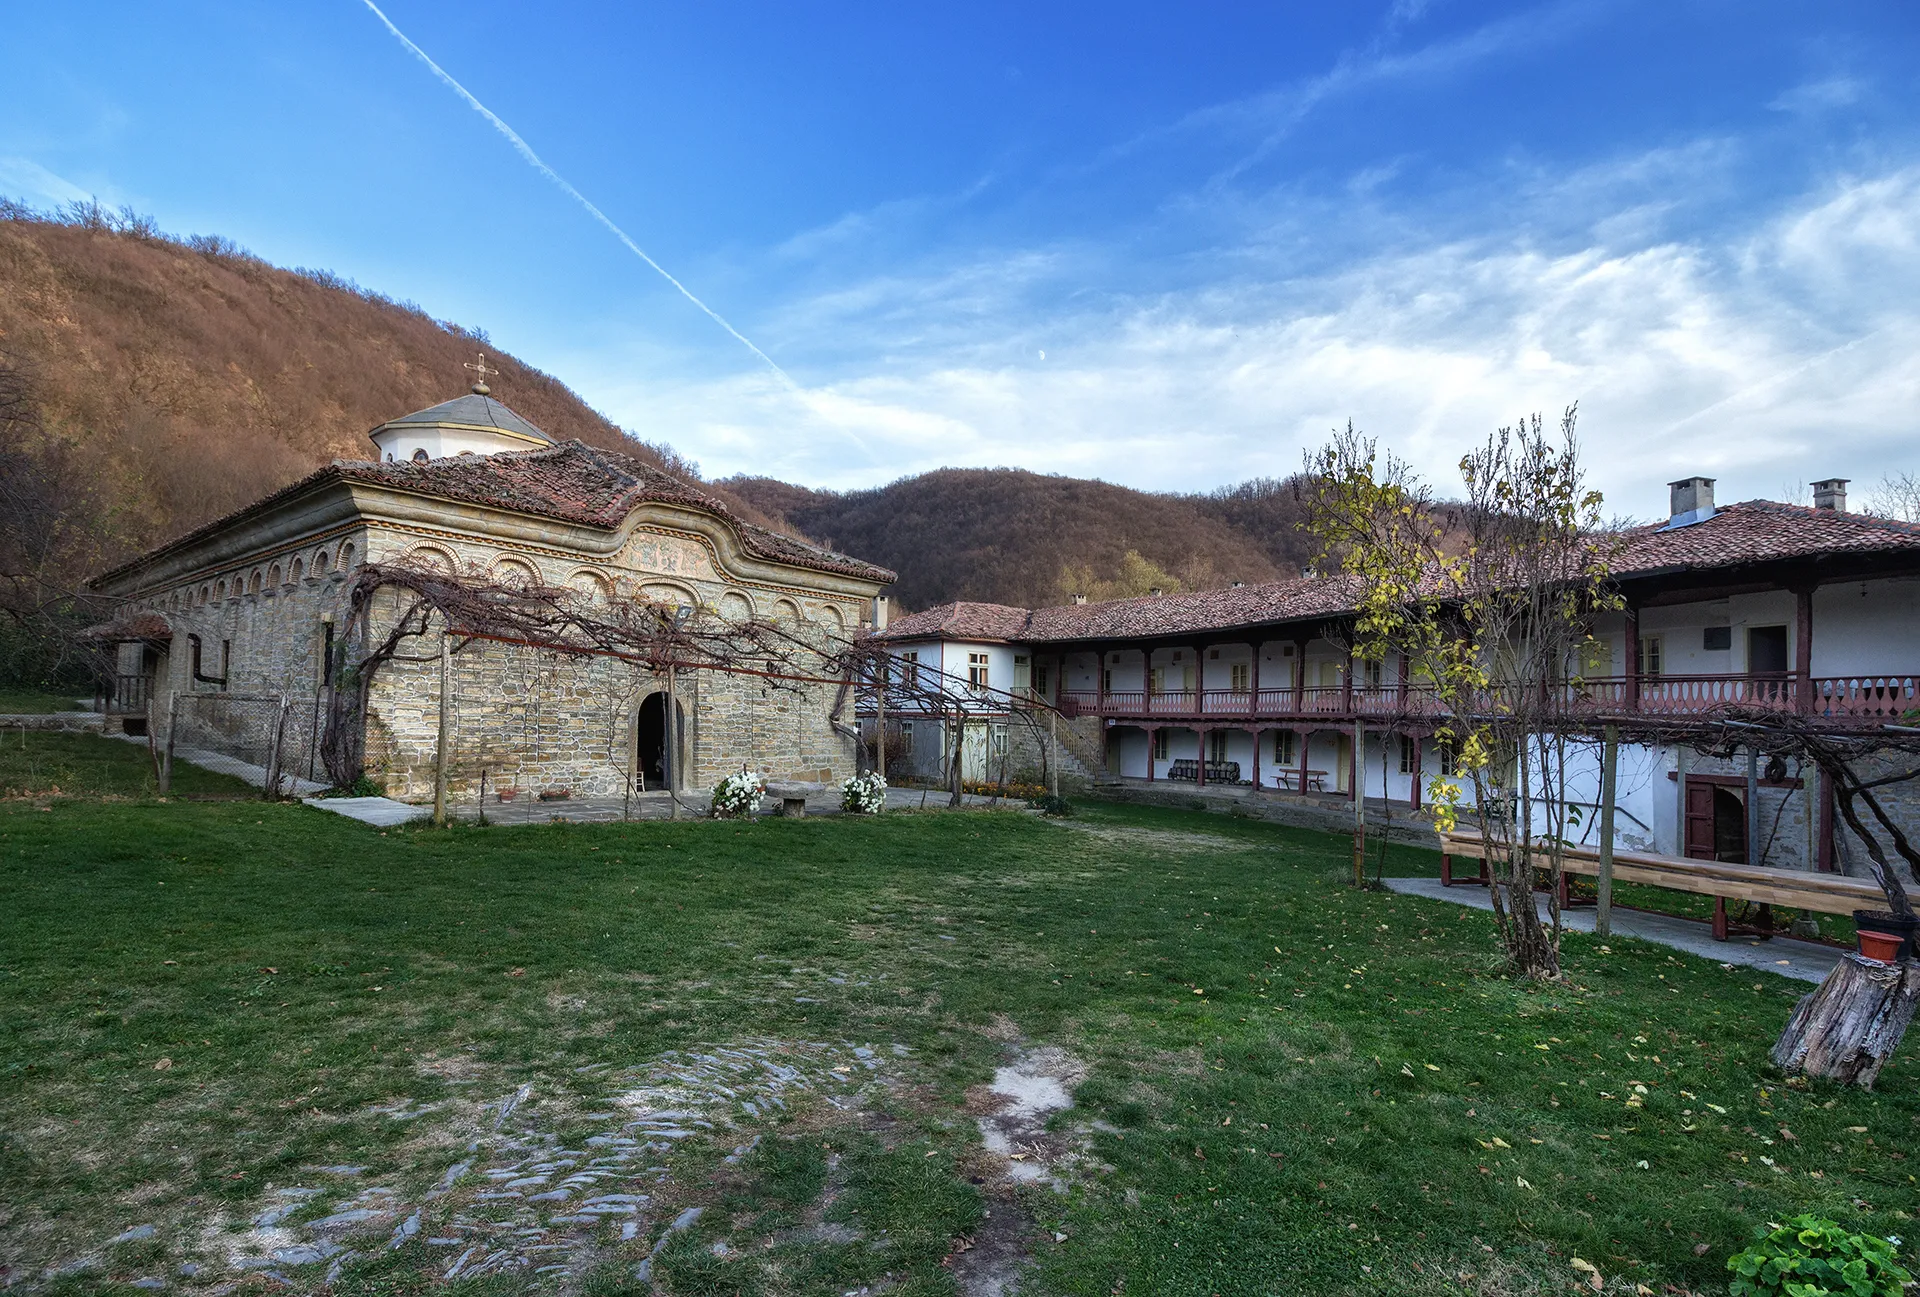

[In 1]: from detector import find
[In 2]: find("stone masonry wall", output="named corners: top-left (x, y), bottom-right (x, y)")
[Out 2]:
top-left (112, 510), bottom-right (871, 799)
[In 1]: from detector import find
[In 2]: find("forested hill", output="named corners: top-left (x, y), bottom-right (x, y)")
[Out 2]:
top-left (0, 201), bottom-right (1319, 631)
top-left (0, 203), bottom-right (749, 600)
top-left (722, 469), bottom-right (1319, 612)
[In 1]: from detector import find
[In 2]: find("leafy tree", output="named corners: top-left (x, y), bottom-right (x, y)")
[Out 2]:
top-left (1304, 410), bottom-right (1620, 977)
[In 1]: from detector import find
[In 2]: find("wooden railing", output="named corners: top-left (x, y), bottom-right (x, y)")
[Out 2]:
top-left (1053, 672), bottom-right (1916, 725)
top-left (108, 673), bottom-right (152, 716)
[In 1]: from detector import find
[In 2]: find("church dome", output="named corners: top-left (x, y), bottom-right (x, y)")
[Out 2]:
top-left (369, 388), bottom-right (553, 464)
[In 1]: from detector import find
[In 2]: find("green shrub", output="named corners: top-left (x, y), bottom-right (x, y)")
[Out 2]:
top-left (328, 774), bottom-right (386, 799)
top-left (1726, 1215), bottom-right (1911, 1297)
top-left (1029, 793), bottom-right (1074, 818)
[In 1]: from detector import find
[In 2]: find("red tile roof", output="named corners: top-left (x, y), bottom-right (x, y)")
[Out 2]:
top-left (77, 611), bottom-right (174, 643)
top-left (876, 501), bottom-right (1920, 646)
top-left (1613, 499), bottom-right (1920, 573)
top-left (94, 441), bottom-right (894, 587)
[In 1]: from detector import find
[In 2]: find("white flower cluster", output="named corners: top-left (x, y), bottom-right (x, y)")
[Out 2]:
top-left (709, 769), bottom-right (766, 819)
top-left (840, 770), bottom-right (887, 815)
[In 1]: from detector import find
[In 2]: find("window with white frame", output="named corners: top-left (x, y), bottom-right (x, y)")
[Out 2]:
top-left (1229, 662), bottom-right (1250, 692)
top-left (1275, 730), bottom-right (1296, 765)
top-left (1152, 730), bottom-right (1169, 761)
top-left (1399, 734), bottom-right (1417, 774)
top-left (1636, 636), bottom-right (1664, 678)
top-left (968, 652), bottom-right (990, 688)
top-left (1013, 655), bottom-right (1031, 694)
top-left (1208, 731), bottom-right (1229, 763)
top-left (901, 650), bottom-right (920, 688)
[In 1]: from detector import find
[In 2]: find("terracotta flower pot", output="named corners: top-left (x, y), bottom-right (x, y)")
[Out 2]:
top-left (1852, 909), bottom-right (1917, 962)
top-left (1857, 929), bottom-right (1905, 962)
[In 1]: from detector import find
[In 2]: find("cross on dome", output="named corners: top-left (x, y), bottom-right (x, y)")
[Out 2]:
top-left (463, 351), bottom-right (501, 395)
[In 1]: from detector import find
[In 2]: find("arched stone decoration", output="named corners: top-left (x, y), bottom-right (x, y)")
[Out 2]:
top-left (718, 590), bottom-right (755, 623)
top-left (492, 557), bottom-right (539, 588)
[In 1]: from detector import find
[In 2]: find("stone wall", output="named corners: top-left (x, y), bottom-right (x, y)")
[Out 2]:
top-left (109, 505), bottom-right (875, 800)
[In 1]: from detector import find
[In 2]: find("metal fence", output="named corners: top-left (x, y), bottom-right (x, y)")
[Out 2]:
top-left (161, 691), bottom-right (326, 796)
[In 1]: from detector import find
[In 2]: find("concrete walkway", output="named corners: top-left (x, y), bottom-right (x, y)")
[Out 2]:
top-left (305, 784), bottom-right (1003, 828)
top-left (1383, 876), bottom-right (1844, 984)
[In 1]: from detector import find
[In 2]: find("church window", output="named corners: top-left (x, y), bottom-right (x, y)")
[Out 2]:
top-left (248, 571), bottom-right (262, 595)
top-left (216, 580), bottom-right (228, 601)
top-left (267, 564), bottom-right (281, 588)
top-left (412, 449), bottom-right (430, 463)
top-left (198, 586), bottom-right (210, 606)
top-left (290, 558), bottom-right (303, 583)
top-left (340, 544), bottom-right (355, 570)
top-left (314, 550), bottom-right (329, 573)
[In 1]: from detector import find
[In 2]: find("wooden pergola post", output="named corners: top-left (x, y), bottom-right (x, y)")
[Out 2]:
top-left (1596, 723), bottom-right (1619, 937)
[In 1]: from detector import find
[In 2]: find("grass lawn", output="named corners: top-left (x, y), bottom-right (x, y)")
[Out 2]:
top-left (0, 688), bottom-right (90, 715)
top-left (0, 731), bottom-right (254, 799)
top-left (1, 765), bottom-right (1915, 1296)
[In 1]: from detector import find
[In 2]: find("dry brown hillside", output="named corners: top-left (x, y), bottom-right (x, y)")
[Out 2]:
top-left (0, 204), bottom-right (742, 582)
top-left (722, 468), bottom-right (1312, 612)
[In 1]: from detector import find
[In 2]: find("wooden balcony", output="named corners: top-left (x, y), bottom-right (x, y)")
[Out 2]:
top-left (1053, 672), bottom-right (1918, 726)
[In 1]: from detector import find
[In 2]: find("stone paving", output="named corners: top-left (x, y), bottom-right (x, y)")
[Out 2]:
top-left (201, 1039), bottom-right (912, 1289)
top-left (1383, 876), bottom-right (1846, 984)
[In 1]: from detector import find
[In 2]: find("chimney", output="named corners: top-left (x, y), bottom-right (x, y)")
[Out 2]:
top-left (872, 595), bottom-right (890, 631)
top-left (1811, 477), bottom-right (1849, 512)
top-left (1071, 594), bottom-right (1087, 605)
top-left (1149, 586), bottom-right (1165, 598)
top-left (1666, 476), bottom-right (1716, 528)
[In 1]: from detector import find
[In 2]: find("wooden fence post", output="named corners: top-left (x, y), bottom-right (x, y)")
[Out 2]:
top-left (1596, 724), bottom-right (1619, 937)
top-left (432, 632), bottom-right (451, 827)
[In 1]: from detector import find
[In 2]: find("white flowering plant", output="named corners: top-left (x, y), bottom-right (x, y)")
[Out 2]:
top-left (841, 770), bottom-right (887, 815)
top-left (710, 769), bottom-right (766, 819)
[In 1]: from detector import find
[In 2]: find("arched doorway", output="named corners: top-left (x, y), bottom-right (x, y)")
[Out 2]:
top-left (636, 692), bottom-right (687, 790)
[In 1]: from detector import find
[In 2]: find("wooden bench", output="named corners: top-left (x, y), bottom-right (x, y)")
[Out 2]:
top-left (1167, 759), bottom-right (1242, 784)
top-left (1436, 827), bottom-right (1883, 941)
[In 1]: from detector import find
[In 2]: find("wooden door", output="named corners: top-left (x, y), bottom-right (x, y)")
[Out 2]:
top-left (1684, 779), bottom-right (1716, 860)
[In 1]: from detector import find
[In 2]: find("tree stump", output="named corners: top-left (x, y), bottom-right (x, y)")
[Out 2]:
top-left (1770, 955), bottom-right (1920, 1089)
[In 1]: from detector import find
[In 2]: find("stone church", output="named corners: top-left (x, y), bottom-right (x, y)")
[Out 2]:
top-left (85, 378), bottom-right (894, 801)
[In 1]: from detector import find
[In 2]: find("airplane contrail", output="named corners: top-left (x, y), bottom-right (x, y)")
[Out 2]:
top-left (360, 0), bottom-right (801, 394)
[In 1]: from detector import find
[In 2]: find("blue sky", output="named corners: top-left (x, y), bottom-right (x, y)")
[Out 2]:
top-left (5, 2), bottom-right (1919, 515)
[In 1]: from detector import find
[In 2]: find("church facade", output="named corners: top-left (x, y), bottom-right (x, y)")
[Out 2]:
top-left (86, 385), bottom-right (893, 801)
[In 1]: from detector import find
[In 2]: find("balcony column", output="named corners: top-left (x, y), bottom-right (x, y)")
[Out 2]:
top-left (1793, 581), bottom-right (1816, 715)
top-left (1397, 651), bottom-right (1409, 709)
top-left (1097, 643), bottom-right (1109, 714)
top-left (1624, 605), bottom-right (1640, 711)
top-left (1252, 725), bottom-right (1261, 791)
top-left (1145, 724), bottom-right (1157, 781)
top-left (1342, 644), bottom-right (1355, 714)
top-left (1300, 729), bottom-right (1312, 795)
top-left (1410, 731), bottom-right (1423, 809)
top-left (1250, 642), bottom-right (1261, 717)
top-left (1195, 726), bottom-right (1207, 788)
top-left (1294, 637), bottom-right (1309, 712)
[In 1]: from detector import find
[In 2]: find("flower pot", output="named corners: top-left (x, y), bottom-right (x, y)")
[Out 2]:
top-left (1852, 909), bottom-right (1917, 962)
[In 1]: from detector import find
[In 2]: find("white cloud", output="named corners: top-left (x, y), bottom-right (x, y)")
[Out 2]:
top-left (0, 157), bottom-right (95, 208)
top-left (1769, 76), bottom-right (1866, 115)
top-left (572, 161), bottom-right (1920, 521)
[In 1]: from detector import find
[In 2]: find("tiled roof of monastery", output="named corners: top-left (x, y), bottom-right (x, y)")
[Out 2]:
top-left (92, 441), bottom-right (894, 587)
top-left (876, 500), bottom-right (1920, 645)
top-left (1612, 499), bottom-right (1920, 572)
top-left (76, 611), bottom-right (174, 643)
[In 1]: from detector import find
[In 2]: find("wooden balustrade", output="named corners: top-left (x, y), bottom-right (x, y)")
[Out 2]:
top-left (1051, 671), bottom-right (1916, 727)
